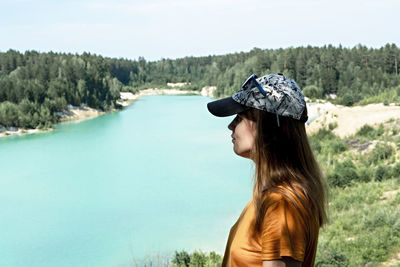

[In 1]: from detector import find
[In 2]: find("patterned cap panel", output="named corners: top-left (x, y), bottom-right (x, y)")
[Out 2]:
top-left (232, 74), bottom-right (306, 120)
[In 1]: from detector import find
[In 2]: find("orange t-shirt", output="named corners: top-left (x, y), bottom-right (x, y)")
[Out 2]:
top-left (222, 189), bottom-right (320, 267)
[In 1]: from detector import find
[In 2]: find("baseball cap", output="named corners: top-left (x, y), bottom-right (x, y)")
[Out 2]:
top-left (207, 73), bottom-right (308, 126)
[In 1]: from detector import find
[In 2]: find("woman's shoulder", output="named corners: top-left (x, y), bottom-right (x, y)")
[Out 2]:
top-left (264, 184), bottom-right (312, 216)
top-left (266, 183), bottom-right (306, 202)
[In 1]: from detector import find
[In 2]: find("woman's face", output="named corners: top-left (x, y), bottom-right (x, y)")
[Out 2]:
top-left (228, 113), bottom-right (256, 159)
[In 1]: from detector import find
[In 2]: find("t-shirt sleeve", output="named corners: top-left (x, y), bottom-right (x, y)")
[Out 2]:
top-left (261, 195), bottom-right (307, 262)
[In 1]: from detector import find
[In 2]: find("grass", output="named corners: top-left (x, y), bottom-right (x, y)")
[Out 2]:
top-left (316, 179), bottom-right (400, 266)
top-left (310, 118), bottom-right (400, 266)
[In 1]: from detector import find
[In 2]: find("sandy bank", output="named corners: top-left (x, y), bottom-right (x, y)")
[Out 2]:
top-left (0, 105), bottom-right (105, 138)
top-left (117, 89), bottom-right (195, 107)
top-left (58, 104), bottom-right (106, 123)
top-left (306, 100), bottom-right (340, 122)
top-left (306, 103), bottom-right (400, 138)
top-left (0, 128), bottom-right (48, 138)
top-left (200, 86), bottom-right (216, 97)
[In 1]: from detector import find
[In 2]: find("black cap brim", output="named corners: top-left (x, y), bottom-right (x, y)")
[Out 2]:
top-left (207, 97), bottom-right (249, 117)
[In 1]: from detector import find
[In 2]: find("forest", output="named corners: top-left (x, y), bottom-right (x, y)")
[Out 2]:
top-left (0, 44), bottom-right (399, 129)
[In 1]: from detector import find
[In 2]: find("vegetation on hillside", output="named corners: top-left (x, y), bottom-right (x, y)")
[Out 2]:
top-left (1, 44), bottom-right (400, 129)
top-left (309, 120), bottom-right (400, 266)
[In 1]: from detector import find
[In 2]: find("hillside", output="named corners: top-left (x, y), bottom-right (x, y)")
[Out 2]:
top-left (306, 102), bottom-right (400, 138)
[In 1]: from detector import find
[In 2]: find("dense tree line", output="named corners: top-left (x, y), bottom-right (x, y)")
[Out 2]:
top-left (106, 44), bottom-right (400, 104)
top-left (0, 50), bottom-right (131, 129)
top-left (1, 44), bottom-right (399, 128)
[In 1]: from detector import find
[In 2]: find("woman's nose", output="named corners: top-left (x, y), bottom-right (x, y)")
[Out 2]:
top-left (228, 122), bottom-right (234, 131)
top-left (228, 119), bottom-right (236, 131)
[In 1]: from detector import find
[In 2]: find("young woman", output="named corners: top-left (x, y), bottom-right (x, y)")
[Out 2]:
top-left (207, 74), bottom-right (327, 267)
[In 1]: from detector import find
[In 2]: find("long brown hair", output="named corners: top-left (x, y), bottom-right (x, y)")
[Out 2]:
top-left (242, 107), bottom-right (327, 234)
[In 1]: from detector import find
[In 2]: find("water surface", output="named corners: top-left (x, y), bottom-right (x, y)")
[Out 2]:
top-left (0, 95), bottom-right (253, 267)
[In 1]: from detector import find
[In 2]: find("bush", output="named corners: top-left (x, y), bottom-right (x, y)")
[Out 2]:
top-left (374, 165), bottom-right (392, 181)
top-left (328, 122), bottom-right (338, 130)
top-left (369, 143), bottom-right (393, 164)
top-left (171, 251), bottom-right (222, 267)
top-left (339, 93), bottom-right (358, 106)
top-left (357, 167), bottom-right (373, 183)
top-left (376, 124), bottom-right (384, 136)
top-left (355, 124), bottom-right (384, 139)
top-left (303, 85), bottom-right (324, 99)
top-left (356, 124), bottom-right (375, 137)
top-left (326, 138), bottom-right (347, 154)
top-left (208, 252), bottom-right (222, 266)
top-left (315, 245), bottom-right (349, 266)
top-left (309, 128), bottom-right (339, 153)
top-left (392, 163), bottom-right (400, 179)
top-left (0, 101), bottom-right (19, 127)
top-left (328, 160), bottom-right (359, 187)
top-left (173, 251), bottom-right (191, 267)
top-left (189, 251), bottom-right (206, 267)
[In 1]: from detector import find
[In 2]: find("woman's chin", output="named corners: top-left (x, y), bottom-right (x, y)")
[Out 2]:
top-left (233, 148), bottom-right (251, 159)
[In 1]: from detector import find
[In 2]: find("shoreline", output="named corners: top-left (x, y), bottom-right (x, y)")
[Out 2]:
top-left (3, 90), bottom-right (400, 139)
top-left (2, 90), bottom-right (400, 140)
top-left (2, 89), bottom-right (400, 143)
top-left (0, 88), bottom-right (214, 139)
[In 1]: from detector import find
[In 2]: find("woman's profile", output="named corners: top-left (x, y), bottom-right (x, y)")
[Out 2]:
top-left (207, 73), bottom-right (327, 267)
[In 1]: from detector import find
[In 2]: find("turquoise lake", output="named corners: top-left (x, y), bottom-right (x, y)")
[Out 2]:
top-left (0, 95), bottom-right (254, 267)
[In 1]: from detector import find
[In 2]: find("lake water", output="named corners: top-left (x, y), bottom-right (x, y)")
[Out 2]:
top-left (0, 95), bottom-right (254, 267)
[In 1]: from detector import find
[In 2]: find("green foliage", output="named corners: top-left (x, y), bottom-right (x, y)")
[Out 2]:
top-left (328, 160), bottom-right (359, 187)
top-left (307, 118), bottom-right (400, 265)
top-left (0, 51), bottom-right (124, 128)
top-left (315, 244), bottom-right (350, 266)
top-left (356, 124), bottom-right (385, 140)
top-left (338, 92), bottom-right (360, 106)
top-left (173, 251), bottom-right (191, 267)
top-left (374, 165), bottom-right (393, 181)
top-left (316, 179), bottom-right (400, 266)
top-left (357, 166), bottom-right (373, 183)
top-left (327, 138), bottom-right (348, 154)
top-left (392, 163), bottom-right (400, 179)
top-left (171, 251), bottom-right (222, 267)
top-left (189, 251), bottom-right (206, 267)
top-left (356, 124), bottom-right (375, 138)
top-left (0, 101), bottom-right (19, 127)
top-left (303, 85), bottom-right (324, 99)
top-left (369, 143), bottom-right (393, 165)
top-left (309, 128), bottom-right (337, 152)
top-left (328, 122), bottom-right (338, 130)
top-left (308, 128), bottom-right (347, 158)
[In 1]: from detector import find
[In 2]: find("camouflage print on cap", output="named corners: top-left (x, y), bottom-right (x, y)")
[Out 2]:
top-left (232, 73), bottom-right (306, 121)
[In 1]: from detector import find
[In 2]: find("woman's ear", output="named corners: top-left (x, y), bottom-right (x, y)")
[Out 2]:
top-left (250, 120), bottom-right (257, 137)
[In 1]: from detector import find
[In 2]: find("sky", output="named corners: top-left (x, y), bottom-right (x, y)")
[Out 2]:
top-left (0, 0), bottom-right (399, 61)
